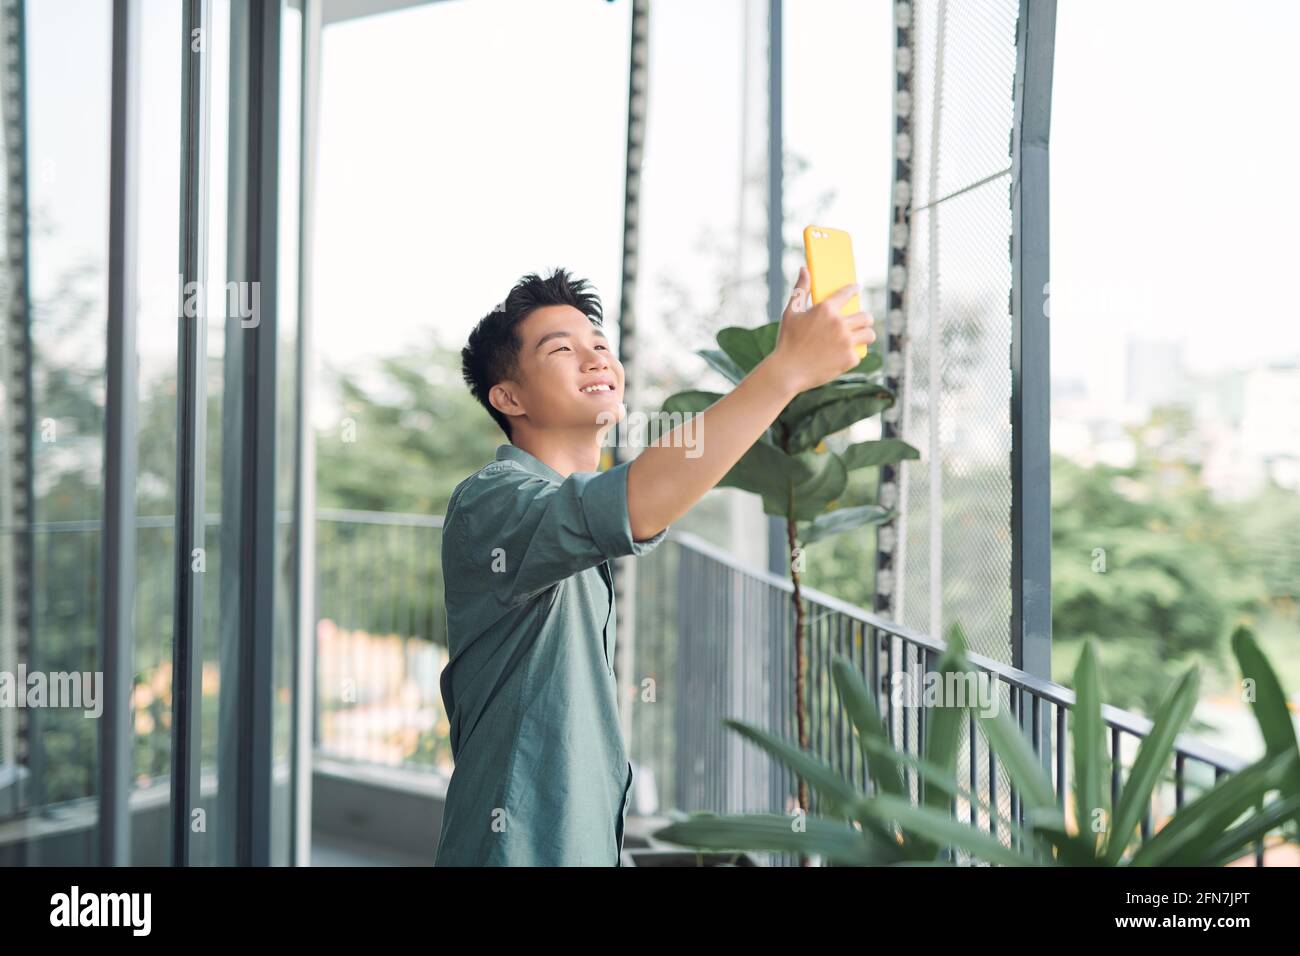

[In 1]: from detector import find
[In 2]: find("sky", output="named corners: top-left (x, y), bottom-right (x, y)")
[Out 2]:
top-left (308, 0), bottom-right (894, 413)
top-left (1050, 0), bottom-right (1300, 410)
top-left (20, 0), bottom-right (1300, 424)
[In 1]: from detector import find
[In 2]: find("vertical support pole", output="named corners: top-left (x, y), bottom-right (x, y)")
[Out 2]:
top-left (1009, 0), bottom-right (1056, 683)
top-left (171, 0), bottom-right (211, 868)
top-left (1, 0), bottom-right (40, 846)
top-left (765, 0), bottom-right (785, 579)
top-left (101, 0), bottom-right (143, 868)
top-left (291, 0), bottom-right (321, 871)
top-left (612, 0), bottom-right (649, 759)
top-left (219, 0), bottom-right (280, 867)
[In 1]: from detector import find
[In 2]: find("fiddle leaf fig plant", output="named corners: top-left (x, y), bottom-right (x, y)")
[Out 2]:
top-left (663, 320), bottom-right (920, 814)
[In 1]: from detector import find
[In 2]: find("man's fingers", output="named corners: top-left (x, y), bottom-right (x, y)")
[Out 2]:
top-left (825, 281), bottom-right (861, 312)
top-left (845, 310), bottom-right (876, 345)
top-left (788, 266), bottom-right (811, 312)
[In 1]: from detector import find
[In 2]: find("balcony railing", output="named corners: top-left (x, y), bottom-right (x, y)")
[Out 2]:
top-left (312, 511), bottom-right (1282, 866)
top-left (3, 510), bottom-right (1283, 866)
top-left (314, 509), bottom-right (450, 773)
top-left (644, 529), bottom-right (1270, 865)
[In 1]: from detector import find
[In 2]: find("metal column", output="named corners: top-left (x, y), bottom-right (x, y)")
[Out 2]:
top-left (613, 0), bottom-right (648, 748)
top-left (100, 0), bottom-right (143, 868)
top-left (218, 0), bottom-right (281, 867)
top-left (1009, 0), bottom-right (1056, 681)
top-left (170, 0), bottom-right (212, 868)
top-left (765, 0), bottom-right (786, 580)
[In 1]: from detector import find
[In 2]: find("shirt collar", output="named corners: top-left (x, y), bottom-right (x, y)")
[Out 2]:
top-left (494, 443), bottom-right (566, 483)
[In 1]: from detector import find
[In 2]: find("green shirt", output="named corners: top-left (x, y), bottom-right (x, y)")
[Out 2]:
top-left (434, 443), bottom-right (668, 866)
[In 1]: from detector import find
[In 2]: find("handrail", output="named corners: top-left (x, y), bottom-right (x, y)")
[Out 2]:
top-left (668, 527), bottom-right (1247, 773)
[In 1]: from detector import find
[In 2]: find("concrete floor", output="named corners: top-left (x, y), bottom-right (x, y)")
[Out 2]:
top-left (310, 830), bottom-right (432, 866)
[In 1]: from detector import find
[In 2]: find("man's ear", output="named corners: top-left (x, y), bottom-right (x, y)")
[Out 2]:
top-left (489, 381), bottom-right (526, 421)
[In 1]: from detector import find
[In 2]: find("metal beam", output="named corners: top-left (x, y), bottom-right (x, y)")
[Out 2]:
top-left (874, 0), bottom-right (916, 627)
top-left (612, 0), bottom-right (648, 748)
top-left (1, 0), bottom-right (39, 855)
top-left (219, 0), bottom-right (281, 867)
top-left (321, 0), bottom-right (445, 26)
top-left (292, 0), bottom-right (322, 868)
top-left (765, 0), bottom-right (786, 579)
top-left (101, 0), bottom-right (143, 869)
top-left (1009, 0), bottom-right (1056, 681)
top-left (170, 0), bottom-right (211, 868)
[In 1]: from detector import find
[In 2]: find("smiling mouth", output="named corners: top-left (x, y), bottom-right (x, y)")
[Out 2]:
top-left (579, 384), bottom-right (615, 394)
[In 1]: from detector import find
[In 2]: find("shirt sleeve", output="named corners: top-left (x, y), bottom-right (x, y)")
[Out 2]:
top-left (448, 458), bottom-right (668, 607)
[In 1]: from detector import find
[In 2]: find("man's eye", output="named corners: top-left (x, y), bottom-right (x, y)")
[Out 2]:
top-left (551, 346), bottom-right (571, 353)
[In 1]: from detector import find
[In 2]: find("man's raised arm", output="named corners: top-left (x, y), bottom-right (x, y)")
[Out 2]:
top-left (626, 268), bottom-right (875, 542)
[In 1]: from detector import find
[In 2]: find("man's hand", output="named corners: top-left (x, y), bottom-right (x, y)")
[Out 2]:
top-left (764, 266), bottom-right (875, 395)
top-left (625, 267), bottom-right (875, 540)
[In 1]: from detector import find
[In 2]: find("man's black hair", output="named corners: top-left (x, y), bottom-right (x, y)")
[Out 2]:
top-left (461, 267), bottom-right (605, 442)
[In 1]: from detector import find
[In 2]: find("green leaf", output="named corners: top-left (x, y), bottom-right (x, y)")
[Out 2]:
top-left (716, 323), bottom-right (781, 374)
top-left (798, 504), bottom-right (892, 545)
top-left (919, 631), bottom-right (970, 820)
top-left (1072, 641), bottom-right (1108, 854)
top-left (780, 383), bottom-right (895, 454)
top-left (660, 392), bottom-right (849, 522)
top-left (661, 389), bottom-right (722, 417)
top-left (1031, 820), bottom-right (1105, 866)
top-left (696, 348), bottom-right (747, 385)
top-left (1128, 750), bottom-right (1296, 866)
top-left (1202, 790), bottom-right (1300, 867)
top-left (719, 440), bottom-right (816, 504)
top-left (847, 349), bottom-right (884, 376)
top-left (852, 794), bottom-right (1047, 867)
top-left (760, 450), bottom-right (848, 520)
top-left (720, 718), bottom-right (862, 822)
top-left (1105, 665), bottom-right (1200, 864)
top-left (830, 656), bottom-right (908, 804)
top-left (840, 438), bottom-right (921, 471)
top-left (651, 812), bottom-right (895, 866)
top-left (854, 731), bottom-right (1051, 856)
top-left (976, 710), bottom-right (1060, 823)
top-left (1231, 625), bottom-right (1300, 833)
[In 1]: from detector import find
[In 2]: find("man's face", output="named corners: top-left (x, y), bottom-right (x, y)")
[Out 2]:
top-left (491, 305), bottom-right (625, 434)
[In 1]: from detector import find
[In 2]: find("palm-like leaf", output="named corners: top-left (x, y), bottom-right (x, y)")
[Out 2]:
top-left (651, 629), bottom-right (1296, 867)
top-left (1104, 666), bottom-right (1199, 864)
top-left (652, 813), bottom-right (896, 866)
top-left (1231, 625), bottom-right (1300, 835)
top-left (1072, 642), bottom-right (1108, 855)
top-left (1127, 750), bottom-right (1295, 866)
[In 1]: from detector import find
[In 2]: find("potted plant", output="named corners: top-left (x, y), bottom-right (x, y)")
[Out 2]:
top-left (661, 320), bottom-right (919, 819)
top-left (651, 625), bottom-right (1300, 866)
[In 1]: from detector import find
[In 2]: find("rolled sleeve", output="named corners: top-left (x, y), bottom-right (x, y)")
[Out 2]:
top-left (581, 458), bottom-right (668, 559)
top-left (448, 458), bottom-right (668, 607)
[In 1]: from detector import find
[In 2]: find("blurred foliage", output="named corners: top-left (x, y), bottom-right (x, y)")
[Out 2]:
top-left (316, 346), bottom-right (499, 515)
top-left (1052, 405), bottom-right (1290, 716)
top-left (18, 239), bottom-right (1299, 806)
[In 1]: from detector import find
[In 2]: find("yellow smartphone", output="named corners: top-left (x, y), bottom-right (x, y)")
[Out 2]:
top-left (803, 224), bottom-right (867, 359)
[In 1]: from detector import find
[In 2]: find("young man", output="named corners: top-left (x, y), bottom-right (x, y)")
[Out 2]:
top-left (434, 266), bottom-right (873, 866)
